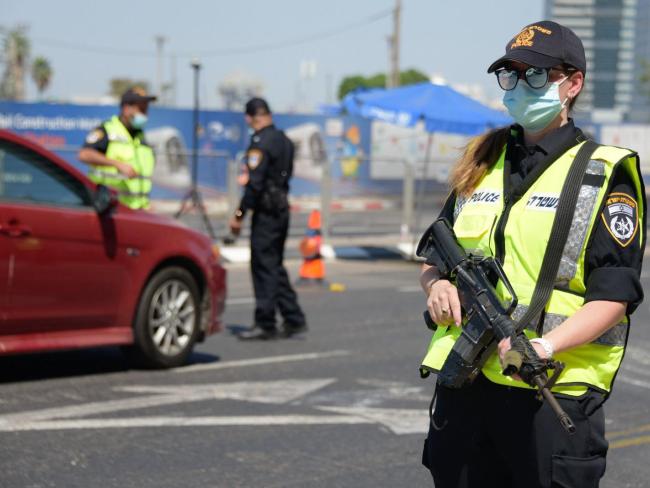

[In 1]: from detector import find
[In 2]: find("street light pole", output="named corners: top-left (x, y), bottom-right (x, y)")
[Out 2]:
top-left (154, 35), bottom-right (166, 103)
top-left (387, 0), bottom-right (401, 88)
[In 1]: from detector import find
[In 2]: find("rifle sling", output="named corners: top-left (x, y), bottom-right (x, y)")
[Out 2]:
top-left (514, 139), bottom-right (600, 335)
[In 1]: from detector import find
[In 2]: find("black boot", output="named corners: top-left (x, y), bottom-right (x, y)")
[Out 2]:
top-left (238, 326), bottom-right (279, 341)
top-left (281, 322), bottom-right (308, 338)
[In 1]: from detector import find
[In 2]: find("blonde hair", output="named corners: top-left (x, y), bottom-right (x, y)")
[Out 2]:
top-left (449, 127), bottom-right (510, 197)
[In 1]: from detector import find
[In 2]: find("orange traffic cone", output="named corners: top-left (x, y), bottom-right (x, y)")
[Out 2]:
top-left (298, 210), bottom-right (326, 284)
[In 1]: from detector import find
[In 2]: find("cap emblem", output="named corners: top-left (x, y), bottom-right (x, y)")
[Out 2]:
top-left (511, 25), bottom-right (552, 49)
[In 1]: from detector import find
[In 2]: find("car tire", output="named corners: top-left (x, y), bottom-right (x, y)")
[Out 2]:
top-left (127, 266), bottom-right (201, 369)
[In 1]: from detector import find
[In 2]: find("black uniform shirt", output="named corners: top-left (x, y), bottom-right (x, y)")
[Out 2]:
top-left (82, 122), bottom-right (145, 154)
top-left (239, 124), bottom-right (294, 214)
top-left (438, 121), bottom-right (644, 313)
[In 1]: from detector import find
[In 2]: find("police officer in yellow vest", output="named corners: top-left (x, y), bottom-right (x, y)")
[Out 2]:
top-left (78, 87), bottom-right (157, 209)
top-left (419, 21), bottom-right (646, 487)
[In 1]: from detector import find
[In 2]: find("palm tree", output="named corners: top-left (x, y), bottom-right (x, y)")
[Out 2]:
top-left (31, 56), bottom-right (52, 98)
top-left (0, 26), bottom-right (31, 100)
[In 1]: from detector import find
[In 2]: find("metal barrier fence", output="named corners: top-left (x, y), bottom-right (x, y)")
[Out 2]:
top-left (45, 145), bottom-right (450, 241)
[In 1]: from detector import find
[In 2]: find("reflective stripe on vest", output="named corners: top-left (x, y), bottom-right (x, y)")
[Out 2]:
top-left (510, 304), bottom-right (628, 346)
top-left (88, 116), bottom-right (155, 209)
top-left (420, 141), bottom-right (644, 396)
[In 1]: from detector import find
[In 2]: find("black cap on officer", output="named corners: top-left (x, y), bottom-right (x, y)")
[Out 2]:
top-left (487, 20), bottom-right (586, 74)
top-left (245, 97), bottom-right (272, 116)
top-left (121, 86), bottom-right (158, 105)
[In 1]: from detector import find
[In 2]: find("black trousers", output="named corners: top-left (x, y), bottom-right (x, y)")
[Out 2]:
top-left (423, 374), bottom-right (608, 488)
top-left (250, 209), bottom-right (305, 330)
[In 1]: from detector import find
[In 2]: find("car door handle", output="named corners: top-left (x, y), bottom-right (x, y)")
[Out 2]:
top-left (0, 223), bottom-right (32, 238)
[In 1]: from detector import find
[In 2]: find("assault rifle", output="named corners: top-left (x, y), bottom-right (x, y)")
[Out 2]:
top-left (417, 218), bottom-right (575, 434)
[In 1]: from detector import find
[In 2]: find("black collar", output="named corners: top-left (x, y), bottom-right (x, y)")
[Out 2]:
top-left (505, 120), bottom-right (586, 201)
top-left (511, 120), bottom-right (584, 156)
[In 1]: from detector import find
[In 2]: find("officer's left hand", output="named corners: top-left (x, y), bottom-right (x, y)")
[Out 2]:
top-left (498, 337), bottom-right (548, 381)
top-left (498, 337), bottom-right (548, 362)
top-left (229, 216), bottom-right (242, 236)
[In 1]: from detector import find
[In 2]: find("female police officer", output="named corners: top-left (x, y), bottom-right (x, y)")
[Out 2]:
top-left (419, 20), bottom-right (645, 487)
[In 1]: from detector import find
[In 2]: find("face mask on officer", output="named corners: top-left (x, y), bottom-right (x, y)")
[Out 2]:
top-left (130, 112), bottom-right (148, 129)
top-left (502, 76), bottom-right (569, 133)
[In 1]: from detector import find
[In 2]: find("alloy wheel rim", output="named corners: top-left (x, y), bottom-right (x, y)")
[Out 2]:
top-left (149, 279), bottom-right (195, 356)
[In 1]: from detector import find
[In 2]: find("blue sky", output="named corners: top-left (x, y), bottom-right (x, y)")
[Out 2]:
top-left (2, 0), bottom-right (543, 110)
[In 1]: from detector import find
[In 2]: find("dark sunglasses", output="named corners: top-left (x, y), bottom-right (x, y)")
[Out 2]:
top-left (495, 66), bottom-right (575, 91)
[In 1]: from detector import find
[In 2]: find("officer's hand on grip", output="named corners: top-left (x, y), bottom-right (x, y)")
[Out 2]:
top-left (497, 336), bottom-right (549, 381)
top-left (427, 279), bottom-right (462, 327)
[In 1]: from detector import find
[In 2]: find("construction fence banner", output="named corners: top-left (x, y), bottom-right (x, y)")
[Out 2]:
top-left (0, 101), bottom-right (401, 198)
top-left (5, 102), bottom-right (641, 199)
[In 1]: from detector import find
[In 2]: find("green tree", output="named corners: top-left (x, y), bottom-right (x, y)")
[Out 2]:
top-left (0, 25), bottom-right (31, 100)
top-left (337, 68), bottom-right (429, 100)
top-left (109, 78), bottom-right (150, 98)
top-left (399, 69), bottom-right (429, 86)
top-left (337, 75), bottom-right (368, 100)
top-left (31, 56), bottom-right (52, 98)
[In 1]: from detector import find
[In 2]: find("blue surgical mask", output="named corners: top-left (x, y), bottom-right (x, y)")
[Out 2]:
top-left (131, 112), bottom-right (148, 129)
top-left (502, 78), bottom-right (568, 133)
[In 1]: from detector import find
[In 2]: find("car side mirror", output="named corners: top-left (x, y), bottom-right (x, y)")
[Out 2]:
top-left (93, 184), bottom-right (118, 215)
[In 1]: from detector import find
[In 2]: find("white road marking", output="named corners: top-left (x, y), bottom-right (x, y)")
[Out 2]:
top-left (118, 379), bottom-right (335, 405)
top-left (174, 350), bottom-right (350, 374)
top-left (0, 415), bottom-right (374, 432)
top-left (0, 393), bottom-right (198, 424)
top-left (626, 346), bottom-right (650, 366)
top-left (318, 406), bottom-right (428, 435)
top-left (220, 247), bottom-right (251, 263)
top-left (0, 379), bottom-right (335, 425)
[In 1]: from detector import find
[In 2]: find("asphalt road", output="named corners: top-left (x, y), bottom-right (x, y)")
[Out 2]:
top-left (1, 259), bottom-right (649, 487)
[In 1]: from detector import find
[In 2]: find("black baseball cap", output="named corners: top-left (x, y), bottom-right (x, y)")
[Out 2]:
top-left (245, 97), bottom-right (271, 116)
top-left (121, 87), bottom-right (157, 105)
top-left (487, 20), bottom-right (586, 74)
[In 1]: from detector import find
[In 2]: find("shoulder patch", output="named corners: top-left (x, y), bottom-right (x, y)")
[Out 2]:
top-left (85, 129), bottom-right (104, 144)
top-left (601, 192), bottom-right (639, 247)
top-left (247, 149), bottom-right (263, 170)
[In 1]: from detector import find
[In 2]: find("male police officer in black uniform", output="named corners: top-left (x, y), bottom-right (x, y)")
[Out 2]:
top-left (230, 98), bottom-right (307, 340)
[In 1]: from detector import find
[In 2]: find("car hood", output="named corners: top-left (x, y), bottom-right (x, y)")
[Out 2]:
top-left (112, 207), bottom-right (214, 247)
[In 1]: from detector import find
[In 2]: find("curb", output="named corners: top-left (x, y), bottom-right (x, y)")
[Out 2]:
top-left (151, 197), bottom-right (397, 216)
top-left (290, 199), bottom-right (397, 213)
top-left (219, 243), bottom-right (412, 264)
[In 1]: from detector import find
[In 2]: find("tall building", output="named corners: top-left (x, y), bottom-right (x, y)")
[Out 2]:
top-left (545, 0), bottom-right (650, 123)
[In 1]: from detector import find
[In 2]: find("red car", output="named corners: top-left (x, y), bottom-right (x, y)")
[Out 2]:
top-left (0, 130), bottom-right (226, 368)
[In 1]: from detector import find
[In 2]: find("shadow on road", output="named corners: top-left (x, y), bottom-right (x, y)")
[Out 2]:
top-left (0, 347), bottom-right (221, 383)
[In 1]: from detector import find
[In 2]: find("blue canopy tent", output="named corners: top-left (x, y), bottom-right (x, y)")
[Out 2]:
top-left (342, 81), bottom-right (510, 135)
top-left (342, 82), bottom-right (511, 252)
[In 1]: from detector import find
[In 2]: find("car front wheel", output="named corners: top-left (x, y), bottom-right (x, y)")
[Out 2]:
top-left (128, 266), bottom-right (200, 368)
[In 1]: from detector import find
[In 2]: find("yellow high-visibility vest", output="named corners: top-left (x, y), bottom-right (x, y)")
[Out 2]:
top-left (88, 116), bottom-right (155, 209)
top-left (420, 139), bottom-right (644, 396)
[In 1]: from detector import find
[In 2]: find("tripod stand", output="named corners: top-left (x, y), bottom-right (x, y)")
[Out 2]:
top-left (175, 59), bottom-right (216, 239)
